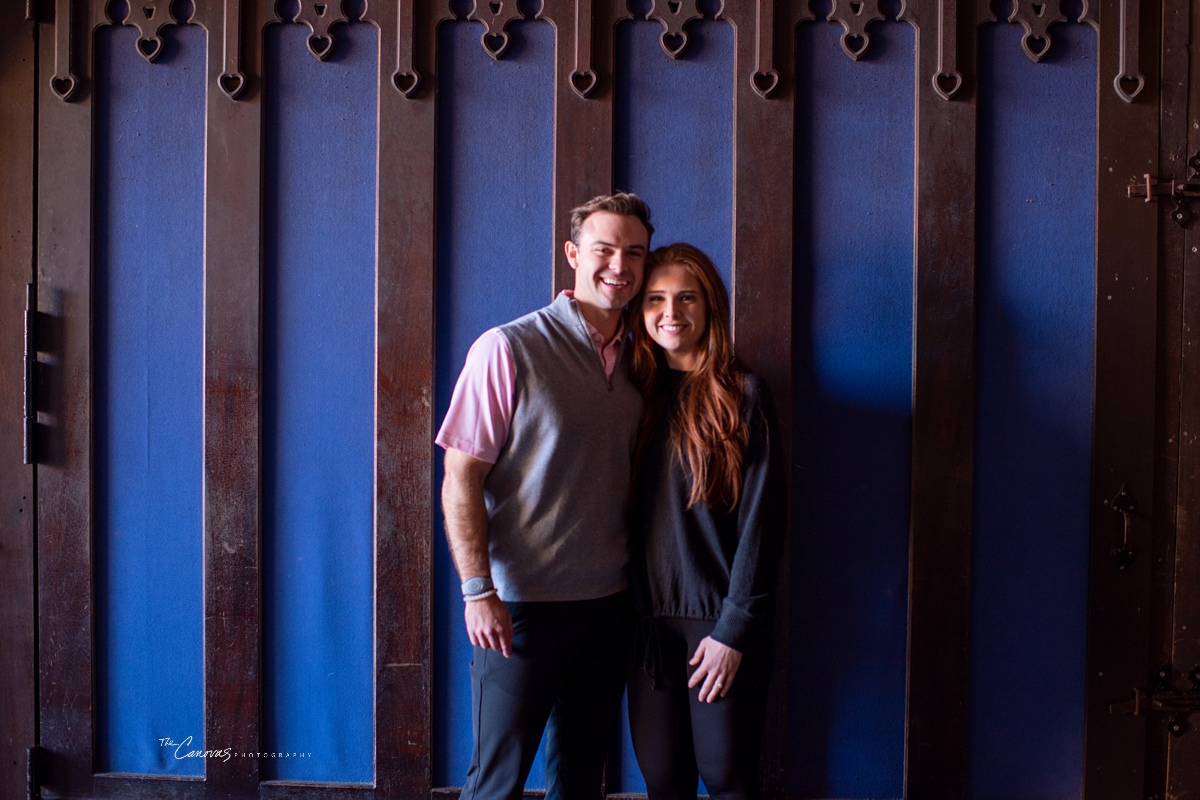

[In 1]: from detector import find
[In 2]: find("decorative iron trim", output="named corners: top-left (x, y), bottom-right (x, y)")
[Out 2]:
top-left (648, 0), bottom-right (703, 59)
top-left (827, 0), bottom-right (886, 61)
top-left (1007, 0), bottom-right (1067, 62)
top-left (751, 0), bottom-right (778, 98)
top-left (392, 0), bottom-right (421, 97)
top-left (1113, 0), bottom-right (1143, 102)
top-left (571, 0), bottom-right (597, 98)
top-left (218, 0), bottom-right (246, 99)
top-left (932, 0), bottom-right (962, 99)
top-left (50, 0), bottom-right (79, 100)
top-left (468, 0), bottom-right (525, 60)
top-left (291, 0), bottom-right (352, 61)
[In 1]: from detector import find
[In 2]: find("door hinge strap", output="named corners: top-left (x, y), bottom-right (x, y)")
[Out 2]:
top-left (27, 745), bottom-right (45, 799)
top-left (24, 284), bottom-right (36, 465)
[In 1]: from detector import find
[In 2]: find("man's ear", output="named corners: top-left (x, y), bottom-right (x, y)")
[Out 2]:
top-left (564, 239), bottom-right (578, 270)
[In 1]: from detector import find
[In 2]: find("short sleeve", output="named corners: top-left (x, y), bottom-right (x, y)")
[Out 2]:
top-left (434, 328), bottom-right (516, 464)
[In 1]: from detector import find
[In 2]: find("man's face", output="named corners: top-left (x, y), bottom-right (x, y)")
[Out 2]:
top-left (564, 211), bottom-right (649, 313)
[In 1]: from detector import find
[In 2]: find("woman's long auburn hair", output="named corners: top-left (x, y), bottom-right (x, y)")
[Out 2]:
top-left (630, 243), bottom-right (748, 510)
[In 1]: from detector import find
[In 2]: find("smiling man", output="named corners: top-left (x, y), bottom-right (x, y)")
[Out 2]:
top-left (437, 193), bottom-right (653, 800)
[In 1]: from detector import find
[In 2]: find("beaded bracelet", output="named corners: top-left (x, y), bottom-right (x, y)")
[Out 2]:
top-left (463, 588), bottom-right (498, 602)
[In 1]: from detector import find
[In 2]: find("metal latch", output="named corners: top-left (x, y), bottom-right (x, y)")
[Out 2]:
top-left (1127, 153), bottom-right (1200, 227)
top-left (1109, 665), bottom-right (1200, 737)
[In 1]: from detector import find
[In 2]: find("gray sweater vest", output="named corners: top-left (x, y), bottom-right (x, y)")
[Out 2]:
top-left (484, 293), bottom-right (643, 601)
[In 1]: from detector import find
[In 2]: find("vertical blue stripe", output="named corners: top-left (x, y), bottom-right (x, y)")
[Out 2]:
top-left (615, 18), bottom-right (733, 285)
top-left (789, 21), bottom-right (913, 799)
top-left (971, 23), bottom-right (1096, 800)
top-left (433, 19), bottom-right (555, 789)
top-left (262, 20), bottom-right (378, 783)
top-left (94, 19), bottom-right (206, 775)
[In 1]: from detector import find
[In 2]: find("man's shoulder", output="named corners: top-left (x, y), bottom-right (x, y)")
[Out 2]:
top-left (496, 297), bottom-right (573, 343)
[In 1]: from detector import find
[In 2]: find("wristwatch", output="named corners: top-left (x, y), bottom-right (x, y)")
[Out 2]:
top-left (461, 576), bottom-right (494, 597)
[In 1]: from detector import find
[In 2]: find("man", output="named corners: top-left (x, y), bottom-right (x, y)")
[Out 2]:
top-left (436, 193), bottom-right (653, 799)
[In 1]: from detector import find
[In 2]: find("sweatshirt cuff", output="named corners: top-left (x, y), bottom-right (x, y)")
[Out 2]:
top-left (710, 601), bottom-right (758, 652)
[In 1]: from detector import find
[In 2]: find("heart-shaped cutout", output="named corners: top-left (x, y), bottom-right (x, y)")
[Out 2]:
top-left (50, 74), bottom-right (77, 101)
top-left (219, 72), bottom-right (246, 99)
top-left (1023, 34), bottom-right (1048, 60)
top-left (308, 34), bottom-right (333, 60)
top-left (661, 32), bottom-right (686, 58)
top-left (842, 33), bottom-right (867, 60)
top-left (751, 70), bottom-right (779, 99)
top-left (571, 70), bottom-right (597, 98)
top-left (393, 70), bottom-right (420, 97)
top-left (137, 36), bottom-right (162, 62)
top-left (483, 32), bottom-right (509, 58)
top-left (933, 71), bottom-right (962, 100)
top-left (1115, 73), bottom-right (1145, 103)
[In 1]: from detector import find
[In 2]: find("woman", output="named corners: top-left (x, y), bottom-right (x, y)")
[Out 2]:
top-left (627, 243), bottom-right (784, 800)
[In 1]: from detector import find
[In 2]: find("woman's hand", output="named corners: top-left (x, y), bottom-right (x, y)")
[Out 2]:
top-left (687, 636), bottom-right (742, 703)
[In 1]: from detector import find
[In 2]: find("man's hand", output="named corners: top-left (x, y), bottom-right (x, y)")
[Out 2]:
top-left (687, 636), bottom-right (743, 703)
top-left (465, 594), bottom-right (513, 657)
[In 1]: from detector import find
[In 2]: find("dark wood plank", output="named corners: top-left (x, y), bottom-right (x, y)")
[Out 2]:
top-left (1150, 0), bottom-right (1190, 792)
top-left (197, 0), bottom-right (266, 795)
top-left (549, 0), bottom-right (617, 294)
top-left (0, 8), bottom-right (38, 798)
top-left (259, 781), bottom-right (374, 799)
top-left (36, 0), bottom-right (97, 794)
top-left (1082, 0), bottom-right (1163, 796)
top-left (372, 2), bottom-right (443, 796)
top-left (729, 1), bottom-right (795, 796)
top-left (93, 773), bottom-right (206, 800)
top-left (1166, 0), bottom-right (1200, 792)
top-left (902, 0), bottom-right (979, 796)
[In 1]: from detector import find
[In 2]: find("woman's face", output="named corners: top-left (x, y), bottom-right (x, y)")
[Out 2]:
top-left (642, 262), bottom-right (707, 372)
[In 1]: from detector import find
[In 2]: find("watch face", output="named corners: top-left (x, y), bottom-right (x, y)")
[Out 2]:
top-left (463, 577), bottom-right (488, 595)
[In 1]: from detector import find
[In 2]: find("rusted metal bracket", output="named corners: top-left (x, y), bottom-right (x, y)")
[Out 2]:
top-left (1109, 666), bottom-right (1200, 737)
top-left (23, 285), bottom-right (36, 466)
top-left (468, 0), bottom-right (525, 60)
top-left (648, 0), bottom-right (703, 59)
top-left (1105, 483), bottom-right (1137, 573)
top-left (393, 0), bottom-right (421, 96)
top-left (1127, 167), bottom-right (1200, 227)
top-left (827, 0), bottom-right (886, 61)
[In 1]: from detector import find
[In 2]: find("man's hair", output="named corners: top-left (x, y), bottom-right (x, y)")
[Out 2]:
top-left (569, 192), bottom-right (654, 244)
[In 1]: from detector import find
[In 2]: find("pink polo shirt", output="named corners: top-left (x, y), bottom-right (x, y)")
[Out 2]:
top-left (435, 291), bottom-right (625, 464)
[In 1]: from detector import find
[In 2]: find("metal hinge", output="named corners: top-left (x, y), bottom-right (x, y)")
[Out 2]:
top-left (1127, 153), bottom-right (1200, 227)
top-left (27, 745), bottom-right (45, 799)
top-left (24, 285), bottom-right (37, 466)
top-left (1109, 665), bottom-right (1200, 737)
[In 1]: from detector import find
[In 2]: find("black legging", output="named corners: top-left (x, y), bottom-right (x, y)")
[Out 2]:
top-left (628, 617), bottom-right (771, 800)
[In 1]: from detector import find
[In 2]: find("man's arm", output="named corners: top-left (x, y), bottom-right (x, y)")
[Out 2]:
top-left (441, 447), bottom-right (513, 657)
